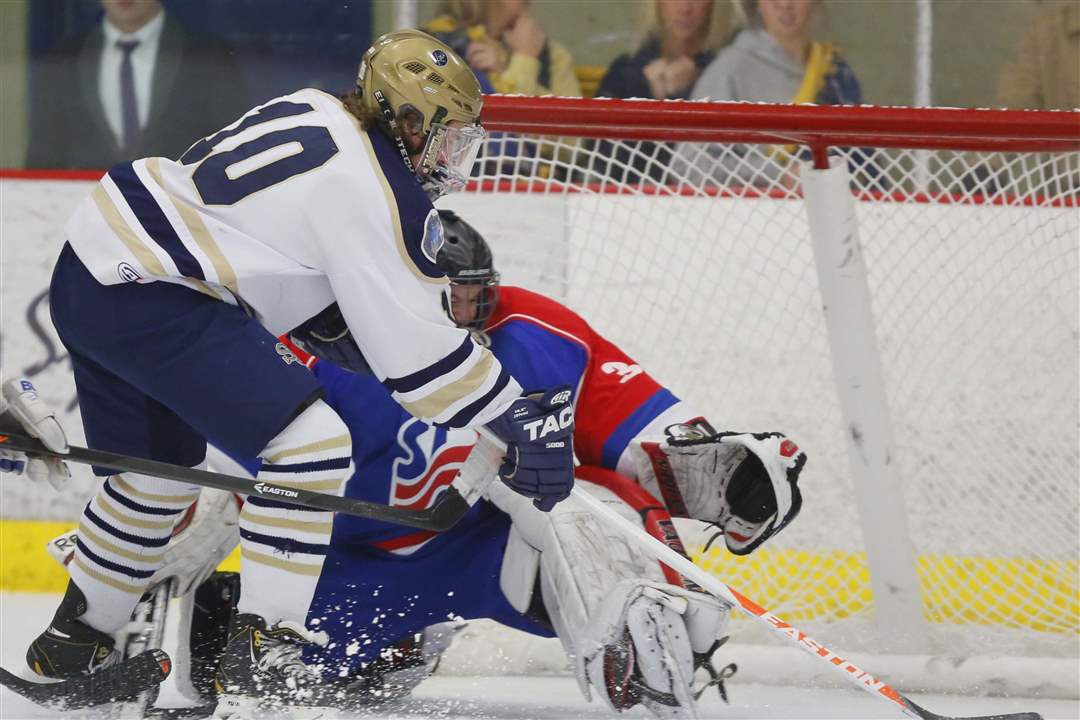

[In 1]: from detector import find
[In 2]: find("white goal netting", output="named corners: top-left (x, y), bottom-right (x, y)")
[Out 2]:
top-left (439, 100), bottom-right (1079, 666)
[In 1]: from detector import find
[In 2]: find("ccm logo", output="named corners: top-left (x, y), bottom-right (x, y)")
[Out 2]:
top-left (522, 405), bottom-right (573, 442)
top-left (253, 482), bottom-right (299, 499)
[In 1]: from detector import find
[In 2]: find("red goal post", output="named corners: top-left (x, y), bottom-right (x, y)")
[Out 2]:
top-left (438, 97), bottom-right (1079, 695)
top-left (481, 95), bottom-right (1080, 158)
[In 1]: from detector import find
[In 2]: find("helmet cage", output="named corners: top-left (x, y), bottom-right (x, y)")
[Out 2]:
top-left (370, 86), bottom-right (485, 200)
top-left (417, 122), bottom-right (486, 198)
top-left (446, 271), bottom-right (500, 330)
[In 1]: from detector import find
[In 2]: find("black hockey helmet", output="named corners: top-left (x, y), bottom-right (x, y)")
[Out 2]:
top-left (436, 210), bottom-right (499, 329)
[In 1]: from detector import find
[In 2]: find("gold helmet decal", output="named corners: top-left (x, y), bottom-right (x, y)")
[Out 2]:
top-left (357, 30), bottom-right (486, 196)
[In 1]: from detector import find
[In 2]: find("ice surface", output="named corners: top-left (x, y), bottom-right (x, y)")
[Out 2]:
top-left (2, 593), bottom-right (1076, 720)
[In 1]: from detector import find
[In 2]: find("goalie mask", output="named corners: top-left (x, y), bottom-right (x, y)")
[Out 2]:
top-left (436, 210), bottom-right (500, 330)
top-left (357, 30), bottom-right (486, 198)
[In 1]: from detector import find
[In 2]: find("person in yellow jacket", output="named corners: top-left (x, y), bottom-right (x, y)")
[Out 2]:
top-left (426, 0), bottom-right (582, 97)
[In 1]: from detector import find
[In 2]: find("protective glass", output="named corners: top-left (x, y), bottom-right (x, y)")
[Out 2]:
top-left (418, 122), bottom-right (487, 198)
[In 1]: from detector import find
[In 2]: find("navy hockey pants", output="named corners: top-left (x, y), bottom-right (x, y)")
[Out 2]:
top-left (49, 242), bottom-right (322, 471)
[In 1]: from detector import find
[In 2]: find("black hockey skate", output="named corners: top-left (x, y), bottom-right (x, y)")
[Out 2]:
top-left (186, 571), bottom-right (240, 702)
top-left (212, 612), bottom-right (336, 717)
top-left (330, 625), bottom-right (452, 709)
top-left (26, 580), bottom-right (121, 679)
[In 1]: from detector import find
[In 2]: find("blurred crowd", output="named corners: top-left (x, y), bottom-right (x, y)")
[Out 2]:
top-left (13, 0), bottom-right (1080, 186)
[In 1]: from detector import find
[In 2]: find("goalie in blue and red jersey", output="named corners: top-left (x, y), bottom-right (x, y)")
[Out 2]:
top-left (253, 210), bottom-right (805, 717)
top-left (108, 210), bottom-right (807, 718)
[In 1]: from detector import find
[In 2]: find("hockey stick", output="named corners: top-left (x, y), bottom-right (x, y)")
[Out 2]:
top-left (114, 578), bottom-right (175, 717)
top-left (474, 429), bottom-right (1042, 720)
top-left (0, 431), bottom-right (494, 531)
top-left (568, 487), bottom-right (1042, 720)
top-left (0, 434), bottom-right (502, 711)
top-left (0, 649), bottom-right (171, 710)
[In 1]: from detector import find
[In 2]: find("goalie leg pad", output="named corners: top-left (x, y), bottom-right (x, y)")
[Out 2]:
top-left (582, 580), bottom-right (731, 718)
top-left (488, 479), bottom-right (667, 698)
top-left (488, 478), bottom-right (731, 717)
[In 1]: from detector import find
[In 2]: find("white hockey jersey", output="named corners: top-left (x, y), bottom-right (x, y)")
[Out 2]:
top-left (64, 88), bottom-right (521, 428)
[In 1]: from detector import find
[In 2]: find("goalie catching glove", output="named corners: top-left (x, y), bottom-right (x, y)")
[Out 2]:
top-left (486, 386), bottom-right (575, 511)
top-left (631, 420), bottom-right (806, 555)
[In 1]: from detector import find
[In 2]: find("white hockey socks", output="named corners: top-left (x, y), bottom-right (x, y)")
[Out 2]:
top-left (237, 399), bottom-right (352, 627)
top-left (71, 470), bottom-right (201, 633)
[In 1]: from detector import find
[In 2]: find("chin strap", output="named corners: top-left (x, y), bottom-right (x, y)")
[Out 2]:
top-left (373, 89), bottom-right (417, 174)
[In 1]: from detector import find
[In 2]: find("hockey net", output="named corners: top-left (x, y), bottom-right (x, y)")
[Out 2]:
top-left (438, 97), bottom-right (1079, 683)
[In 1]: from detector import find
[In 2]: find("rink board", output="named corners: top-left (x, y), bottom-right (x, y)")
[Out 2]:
top-left (1, 516), bottom-right (1074, 636)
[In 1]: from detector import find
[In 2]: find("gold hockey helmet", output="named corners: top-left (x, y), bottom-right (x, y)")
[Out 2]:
top-left (357, 29), bottom-right (486, 197)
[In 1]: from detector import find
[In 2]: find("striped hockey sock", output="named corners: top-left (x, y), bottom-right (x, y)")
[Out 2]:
top-left (237, 400), bottom-right (352, 625)
top-left (71, 472), bottom-right (200, 633)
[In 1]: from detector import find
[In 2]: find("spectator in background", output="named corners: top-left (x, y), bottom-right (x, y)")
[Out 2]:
top-left (425, 0), bottom-right (581, 97)
top-left (26, 0), bottom-right (249, 169)
top-left (588, 0), bottom-right (731, 185)
top-left (684, 0), bottom-right (864, 189)
top-left (966, 1), bottom-right (1080, 196)
top-left (598, 0), bottom-right (731, 101)
top-left (997, 1), bottom-right (1079, 111)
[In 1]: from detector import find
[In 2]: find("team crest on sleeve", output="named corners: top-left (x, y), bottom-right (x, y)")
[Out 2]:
top-left (421, 209), bottom-right (445, 265)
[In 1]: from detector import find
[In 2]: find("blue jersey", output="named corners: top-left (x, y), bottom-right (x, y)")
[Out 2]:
top-left (301, 286), bottom-right (682, 553)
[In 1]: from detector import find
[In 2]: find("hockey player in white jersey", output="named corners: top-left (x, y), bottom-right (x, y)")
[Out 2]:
top-left (24, 29), bottom-right (576, 715)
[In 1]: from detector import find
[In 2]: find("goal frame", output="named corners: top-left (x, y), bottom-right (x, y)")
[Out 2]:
top-left (467, 96), bottom-right (1080, 670)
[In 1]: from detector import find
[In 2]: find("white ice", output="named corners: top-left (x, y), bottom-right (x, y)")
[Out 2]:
top-left (2, 592), bottom-right (1076, 720)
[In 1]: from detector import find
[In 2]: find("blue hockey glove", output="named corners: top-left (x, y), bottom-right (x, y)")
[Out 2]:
top-left (486, 386), bottom-right (575, 511)
top-left (288, 303), bottom-right (373, 375)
